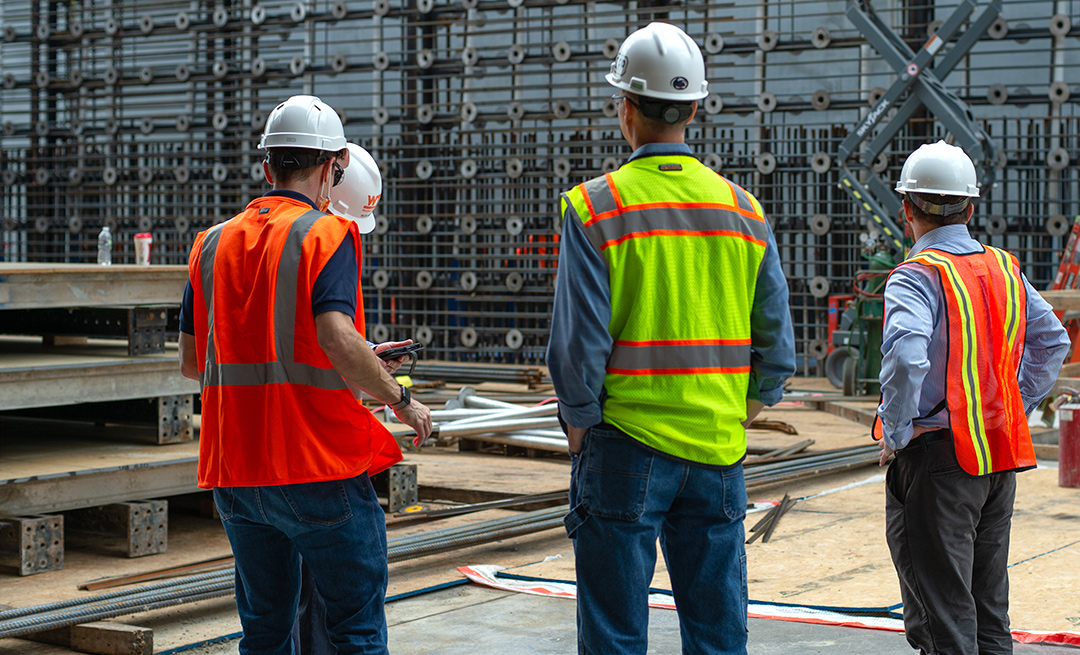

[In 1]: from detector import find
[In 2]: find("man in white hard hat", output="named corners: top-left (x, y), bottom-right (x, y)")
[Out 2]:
top-left (547, 23), bottom-right (795, 654)
top-left (293, 141), bottom-right (406, 655)
top-left (178, 95), bottom-right (432, 655)
top-left (876, 141), bottom-right (1068, 654)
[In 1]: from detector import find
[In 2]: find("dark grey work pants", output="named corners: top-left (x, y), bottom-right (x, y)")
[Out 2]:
top-left (885, 430), bottom-right (1017, 655)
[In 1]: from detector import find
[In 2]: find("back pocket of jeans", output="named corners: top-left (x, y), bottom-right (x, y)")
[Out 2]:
top-left (280, 480), bottom-right (353, 526)
top-left (213, 487), bottom-right (235, 521)
top-left (583, 427), bottom-right (651, 521)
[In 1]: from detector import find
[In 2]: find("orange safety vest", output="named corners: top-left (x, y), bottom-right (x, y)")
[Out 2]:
top-left (188, 195), bottom-right (402, 488)
top-left (875, 245), bottom-right (1034, 476)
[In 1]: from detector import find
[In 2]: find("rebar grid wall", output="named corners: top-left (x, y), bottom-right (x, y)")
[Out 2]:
top-left (1, 0), bottom-right (1078, 369)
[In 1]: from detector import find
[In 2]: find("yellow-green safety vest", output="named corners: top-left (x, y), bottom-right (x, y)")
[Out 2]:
top-left (561, 154), bottom-right (770, 466)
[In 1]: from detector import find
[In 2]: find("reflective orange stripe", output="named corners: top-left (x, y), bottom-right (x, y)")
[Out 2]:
top-left (605, 172), bottom-right (624, 210)
top-left (589, 201), bottom-right (763, 225)
top-left (603, 229), bottom-right (766, 250)
top-left (616, 338), bottom-right (751, 346)
top-left (608, 366), bottom-right (752, 376)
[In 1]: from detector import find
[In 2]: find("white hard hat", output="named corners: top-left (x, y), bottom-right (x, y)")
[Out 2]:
top-left (606, 22), bottom-right (708, 101)
top-left (328, 143), bottom-right (382, 233)
top-left (896, 140), bottom-right (980, 198)
top-left (259, 95), bottom-right (347, 152)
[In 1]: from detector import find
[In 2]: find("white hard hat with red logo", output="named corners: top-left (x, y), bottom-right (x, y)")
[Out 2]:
top-left (327, 143), bottom-right (382, 234)
top-left (606, 22), bottom-right (709, 101)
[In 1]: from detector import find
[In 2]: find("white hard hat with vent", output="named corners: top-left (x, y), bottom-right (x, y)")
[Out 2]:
top-left (606, 22), bottom-right (709, 101)
top-left (328, 143), bottom-right (382, 234)
top-left (259, 95), bottom-right (347, 152)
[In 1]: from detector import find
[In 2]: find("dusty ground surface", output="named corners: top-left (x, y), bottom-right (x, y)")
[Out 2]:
top-left (2, 379), bottom-right (1078, 653)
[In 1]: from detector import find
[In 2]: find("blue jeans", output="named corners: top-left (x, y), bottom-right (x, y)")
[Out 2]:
top-left (214, 474), bottom-right (388, 655)
top-left (565, 424), bottom-right (748, 655)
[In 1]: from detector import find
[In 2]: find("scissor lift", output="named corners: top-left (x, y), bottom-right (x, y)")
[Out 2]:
top-left (828, 0), bottom-right (1002, 394)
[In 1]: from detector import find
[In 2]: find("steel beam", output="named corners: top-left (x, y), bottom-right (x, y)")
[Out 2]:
top-left (0, 347), bottom-right (198, 411)
top-left (0, 265), bottom-right (188, 310)
top-left (0, 306), bottom-right (170, 355)
top-left (0, 458), bottom-right (198, 517)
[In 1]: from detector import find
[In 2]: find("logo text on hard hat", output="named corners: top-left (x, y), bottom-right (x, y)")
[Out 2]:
top-left (363, 194), bottom-right (382, 212)
top-left (614, 54), bottom-right (629, 77)
top-left (671, 76), bottom-right (689, 91)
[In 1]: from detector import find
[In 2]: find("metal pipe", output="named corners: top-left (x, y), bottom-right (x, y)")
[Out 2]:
top-left (458, 433), bottom-right (569, 453)
top-left (439, 403), bottom-right (558, 428)
top-left (436, 416), bottom-right (560, 438)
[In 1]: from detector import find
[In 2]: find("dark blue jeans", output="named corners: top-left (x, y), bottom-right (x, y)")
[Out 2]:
top-left (214, 474), bottom-right (389, 655)
top-left (565, 424), bottom-right (749, 655)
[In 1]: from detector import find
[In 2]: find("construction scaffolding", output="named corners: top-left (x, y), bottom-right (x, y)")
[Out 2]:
top-left (1, 0), bottom-right (1077, 370)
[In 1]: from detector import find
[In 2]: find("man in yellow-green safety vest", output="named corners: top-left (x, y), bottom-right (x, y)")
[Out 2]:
top-left (547, 22), bottom-right (796, 655)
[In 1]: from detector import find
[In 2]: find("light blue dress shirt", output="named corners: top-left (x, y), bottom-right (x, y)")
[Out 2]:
top-left (877, 224), bottom-right (1070, 450)
top-left (546, 142), bottom-right (796, 430)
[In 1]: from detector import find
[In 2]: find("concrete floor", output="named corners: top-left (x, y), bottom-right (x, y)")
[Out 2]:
top-left (173, 584), bottom-right (1080, 655)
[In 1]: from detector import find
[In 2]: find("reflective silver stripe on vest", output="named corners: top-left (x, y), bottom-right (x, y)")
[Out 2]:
top-left (204, 360), bottom-right (348, 388)
top-left (198, 223), bottom-right (225, 382)
top-left (608, 342), bottom-right (751, 372)
top-left (578, 174), bottom-right (768, 250)
top-left (582, 176), bottom-right (618, 215)
top-left (730, 183), bottom-right (755, 214)
top-left (586, 206), bottom-right (770, 249)
top-left (275, 210), bottom-right (325, 363)
top-left (202, 209), bottom-right (348, 392)
top-left (562, 194), bottom-right (606, 256)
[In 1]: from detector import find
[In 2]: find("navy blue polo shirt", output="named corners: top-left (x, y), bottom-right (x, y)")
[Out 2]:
top-left (179, 190), bottom-right (358, 335)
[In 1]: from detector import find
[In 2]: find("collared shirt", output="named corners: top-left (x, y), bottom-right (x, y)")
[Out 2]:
top-left (179, 190), bottom-right (357, 335)
top-left (877, 224), bottom-right (1070, 450)
top-left (547, 142), bottom-right (796, 429)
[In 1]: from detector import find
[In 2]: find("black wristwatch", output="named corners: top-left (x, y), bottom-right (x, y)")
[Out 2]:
top-left (389, 384), bottom-right (411, 411)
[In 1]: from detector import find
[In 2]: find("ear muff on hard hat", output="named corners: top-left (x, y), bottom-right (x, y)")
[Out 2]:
top-left (327, 143), bottom-right (382, 234)
top-left (607, 22), bottom-right (709, 102)
top-left (631, 94), bottom-right (695, 125)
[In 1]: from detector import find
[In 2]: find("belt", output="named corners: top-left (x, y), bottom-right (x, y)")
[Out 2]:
top-left (902, 428), bottom-right (951, 450)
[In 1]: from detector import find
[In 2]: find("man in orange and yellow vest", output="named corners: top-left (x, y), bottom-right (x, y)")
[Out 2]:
top-left (876, 141), bottom-right (1068, 655)
top-left (547, 23), bottom-right (795, 655)
top-left (179, 95), bottom-right (432, 655)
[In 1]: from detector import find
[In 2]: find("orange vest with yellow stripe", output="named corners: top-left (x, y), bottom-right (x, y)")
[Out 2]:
top-left (882, 245), bottom-right (1034, 476)
top-left (188, 195), bottom-right (402, 488)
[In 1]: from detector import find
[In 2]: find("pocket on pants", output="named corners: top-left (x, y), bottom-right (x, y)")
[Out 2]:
top-left (581, 425), bottom-right (652, 521)
top-left (212, 487), bottom-right (235, 521)
top-left (280, 479), bottom-right (353, 526)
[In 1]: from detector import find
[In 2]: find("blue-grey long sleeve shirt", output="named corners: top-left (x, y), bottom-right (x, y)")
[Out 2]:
top-left (877, 224), bottom-right (1070, 450)
top-left (546, 142), bottom-right (796, 430)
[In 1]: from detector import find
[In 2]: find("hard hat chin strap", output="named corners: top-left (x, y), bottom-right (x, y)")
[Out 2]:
top-left (908, 193), bottom-right (971, 217)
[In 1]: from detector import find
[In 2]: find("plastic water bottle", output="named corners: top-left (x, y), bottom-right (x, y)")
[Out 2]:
top-left (97, 225), bottom-right (112, 266)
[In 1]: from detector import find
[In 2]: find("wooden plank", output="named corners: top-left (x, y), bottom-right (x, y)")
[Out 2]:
top-left (70, 622), bottom-right (153, 655)
top-left (799, 399), bottom-right (878, 427)
top-left (1040, 289), bottom-right (1080, 312)
top-left (1060, 362), bottom-right (1080, 378)
top-left (0, 264), bottom-right (187, 310)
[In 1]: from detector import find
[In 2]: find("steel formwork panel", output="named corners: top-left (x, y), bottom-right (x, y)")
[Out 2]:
top-left (2, 0), bottom-right (1079, 370)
